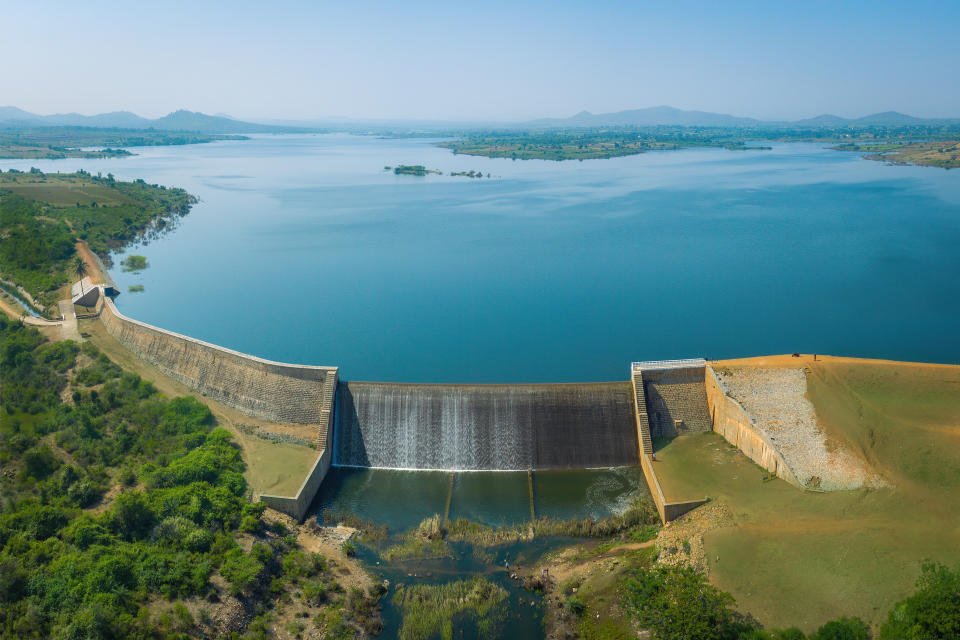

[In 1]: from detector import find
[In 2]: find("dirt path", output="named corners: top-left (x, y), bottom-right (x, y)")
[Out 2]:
top-left (58, 299), bottom-right (80, 341)
top-left (715, 353), bottom-right (959, 370)
top-left (74, 240), bottom-right (107, 284)
top-left (264, 510), bottom-right (371, 592)
top-left (0, 294), bottom-right (27, 320)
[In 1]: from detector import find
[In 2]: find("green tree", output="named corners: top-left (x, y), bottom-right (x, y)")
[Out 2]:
top-left (621, 565), bottom-right (755, 640)
top-left (880, 562), bottom-right (960, 639)
top-left (810, 617), bottom-right (870, 640)
top-left (72, 255), bottom-right (88, 294)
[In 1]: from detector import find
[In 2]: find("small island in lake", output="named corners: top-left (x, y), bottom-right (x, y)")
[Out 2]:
top-left (389, 164), bottom-right (441, 176)
top-left (121, 255), bottom-right (149, 272)
top-left (450, 169), bottom-right (489, 178)
top-left (386, 165), bottom-right (490, 178)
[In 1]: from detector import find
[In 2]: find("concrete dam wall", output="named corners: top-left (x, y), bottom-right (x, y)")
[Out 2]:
top-left (335, 381), bottom-right (640, 471)
top-left (100, 297), bottom-right (338, 427)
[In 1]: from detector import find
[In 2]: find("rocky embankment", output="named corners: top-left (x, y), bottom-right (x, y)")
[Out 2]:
top-left (714, 367), bottom-right (879, 490)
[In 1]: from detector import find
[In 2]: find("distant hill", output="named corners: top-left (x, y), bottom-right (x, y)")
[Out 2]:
top-left (791, 111), bottom-right (943, 127)
top-left (526, 106), bottom-right (761, 128)
top-left (525, 107), bottom-right (960, 129)
top-left (0, 107), bottom-right (313, 133)
top-left (3, 105), bottom-right (958, 133)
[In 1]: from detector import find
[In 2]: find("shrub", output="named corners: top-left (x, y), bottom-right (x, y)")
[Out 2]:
top-left (239, 514), bottom-right (264, 534)
top-left (172, 601), bottom-right (194, 631)
top-left (63, 514), bottom-right (114, 549)
top-left (303, 580), bottom-right (330, 605)
top-left (220, 547), bottom-right (265, 596)
top-left (621, 565), bottom-right (755, 640)
top-left (565, 595), bottom-right (587, 617)
top-left (810, 617), bottom-right (870, 640)
top-left (106, 491), bottom-right (156, 540)
top-left (23, 445), bottom-right (60, 479)
top-left (880, 562), bottom-right (960, 639)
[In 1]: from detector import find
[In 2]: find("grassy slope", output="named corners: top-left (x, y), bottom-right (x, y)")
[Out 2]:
top-left (654, 359), bottom-right (960, 632)
top-left (0, 144), bottom-right (130, 159)
top-left (2, 175), bottom-right (140, 206)
top-left (80, 318), bottom-right (321, 498)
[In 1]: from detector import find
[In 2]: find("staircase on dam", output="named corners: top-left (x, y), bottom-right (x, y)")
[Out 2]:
top-left (631, 370), bottom-right (654, 455)
top-left (631, 358), bottom-right (711, 523)
top-left (631, 358), bottom-right (711, 440)
top-left (316, 372), bottom-right (338, 450)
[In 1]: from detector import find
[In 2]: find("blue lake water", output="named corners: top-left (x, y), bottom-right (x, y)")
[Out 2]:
top-left (6, 135), bottom-right (960, 382)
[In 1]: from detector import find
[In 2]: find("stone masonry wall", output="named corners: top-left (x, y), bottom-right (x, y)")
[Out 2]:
top-left (643, 366), bottom-right (713, 438)
top-left (100, 297), bottom-right (337, 425)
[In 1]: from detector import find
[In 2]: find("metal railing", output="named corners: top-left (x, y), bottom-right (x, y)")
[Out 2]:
top-left (631, 358), bottom-right (706, 372)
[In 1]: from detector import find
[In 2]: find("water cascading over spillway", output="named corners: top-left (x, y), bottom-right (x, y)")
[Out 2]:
top-left (334, 381), bottom-right (640, 470)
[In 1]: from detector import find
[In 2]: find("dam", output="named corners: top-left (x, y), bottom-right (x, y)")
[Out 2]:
top-left (335, 381), bottom-right (639, 470)
top-left (93, 290), bottom-right (787, 522)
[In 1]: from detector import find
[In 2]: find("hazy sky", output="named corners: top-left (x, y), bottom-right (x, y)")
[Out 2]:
top-left (2, 0), bottom-right (958, 121)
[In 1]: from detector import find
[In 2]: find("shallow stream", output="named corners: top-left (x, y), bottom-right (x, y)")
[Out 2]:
top-left (314, 466), bottom-right (647, 638)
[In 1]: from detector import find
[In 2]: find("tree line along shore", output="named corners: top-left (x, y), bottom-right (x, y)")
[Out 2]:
top-left (437, 125), bottom-right (960, 166)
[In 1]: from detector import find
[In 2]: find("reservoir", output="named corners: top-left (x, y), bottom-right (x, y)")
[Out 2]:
top-left (4, 135), bottom-right (960, 381)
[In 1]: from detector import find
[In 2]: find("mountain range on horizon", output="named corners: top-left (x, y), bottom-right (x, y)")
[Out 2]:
top-left (1, 105), bottom-right (958, 133)
top-left (523, 105), bottom-right (960, 128)
top-left (0, 107), bottom-right (309, 134)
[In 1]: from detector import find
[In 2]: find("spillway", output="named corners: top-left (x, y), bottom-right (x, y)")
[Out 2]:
top-left (334, 381), bottom-right (640, 470)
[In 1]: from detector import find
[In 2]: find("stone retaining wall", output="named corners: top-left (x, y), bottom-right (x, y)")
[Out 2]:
top-left (705, 364), bottom-right (802, 488)
top-left (100, 297), bottom-right (337, 425)
top-left (643, 366), bottom-right (713, 438)
top-left (639, 453), bottom-right (708, 523)
top-left (260, 448), bottom-right (331, 521)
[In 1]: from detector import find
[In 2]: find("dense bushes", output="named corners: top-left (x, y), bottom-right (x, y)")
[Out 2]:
top-left (618, 561), bottom-right (960, 640)
top-left (0, 191), bottom-right (74, 301)
top-left (880, 562), bottom-right (960, 639)
top-left (0, 319), bottom-right (384, 638)
top-left (622, 564), bottom-right (755, 640)
top-left (620, 563), bottom-right (881, 640)
top-left (0, 319), bottom-right (271, 638)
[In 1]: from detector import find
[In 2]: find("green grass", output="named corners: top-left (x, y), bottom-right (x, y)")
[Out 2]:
top-left (3, 177), bottom-right (138, 206)
top-left (243, 440), bottom-right (319, 497)
top-left (654, 361), bottom-right (960, 632)
top-left (568, 546), bottom-right (658, 638)
top-left (383, 536), bottom-right (450, 561)
top-left (391, 577), bottom-right (508, 640)
top-left (0, 145), bottom-right (131, 160)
